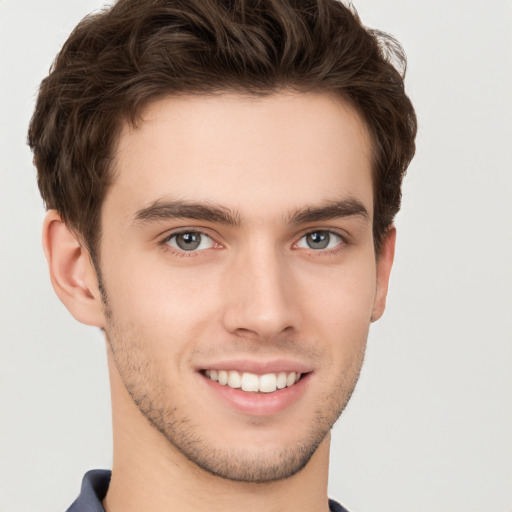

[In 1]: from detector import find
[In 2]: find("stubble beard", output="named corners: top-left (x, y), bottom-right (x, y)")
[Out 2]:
top-left (100, 283), bottom-right (365, 483)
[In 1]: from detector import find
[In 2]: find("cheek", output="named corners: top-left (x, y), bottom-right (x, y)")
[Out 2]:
top-left (297, 258), bottom-right (376, 328)
top-left (104, 243), bottom-right (214, 310)
top-left (294, 255), bottom-right (376, 362)
top-left (100, 252), bottom-right (223, 363)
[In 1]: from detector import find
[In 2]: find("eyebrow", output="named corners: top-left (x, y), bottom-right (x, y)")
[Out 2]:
top-left (132, 197), bottom-right (369, 227)
top-left (287, 198), bottom-right (370, 224)
top-left (132, 199), bottom-right (241, 226)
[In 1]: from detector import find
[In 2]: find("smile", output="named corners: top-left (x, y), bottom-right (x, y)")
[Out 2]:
top-left (204, 369), bottom-right (302, 393)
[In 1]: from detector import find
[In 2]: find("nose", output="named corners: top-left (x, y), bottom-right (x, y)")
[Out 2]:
top-left (221, 246), bottom-right (300, 341)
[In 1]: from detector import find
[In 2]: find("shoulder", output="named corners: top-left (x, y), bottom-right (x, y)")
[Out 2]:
top-left (66, 470), bottom-right (111, 512)
top-left (329, 498), bottom-right (351, 512)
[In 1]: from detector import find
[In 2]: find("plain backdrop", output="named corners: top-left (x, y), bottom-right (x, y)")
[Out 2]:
top-left (1, 1), bottom-right (511, 511)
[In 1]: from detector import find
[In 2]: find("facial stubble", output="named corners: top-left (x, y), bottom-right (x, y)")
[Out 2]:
top-left (98, 274), bottom-right (366, 483)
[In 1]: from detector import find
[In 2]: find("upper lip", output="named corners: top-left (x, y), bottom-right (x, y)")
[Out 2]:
top-left (196, 358), bottom-right (314, 375)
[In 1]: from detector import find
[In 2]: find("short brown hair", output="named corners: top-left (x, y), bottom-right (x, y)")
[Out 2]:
top-left (28, 0), bottom-right (416, 259)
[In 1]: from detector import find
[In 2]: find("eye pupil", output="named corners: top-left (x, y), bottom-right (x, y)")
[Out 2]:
top-left (306, 231), bottom-right (330, 249)
top-left (176, 232), bottom-right (201, 250)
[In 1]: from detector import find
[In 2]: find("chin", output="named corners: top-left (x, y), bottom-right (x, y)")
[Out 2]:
top-left (160, 428), bottom-right (329, 483)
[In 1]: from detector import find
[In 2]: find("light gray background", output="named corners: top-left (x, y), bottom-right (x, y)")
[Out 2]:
top-left (1, 1), bottom-right (511, 511)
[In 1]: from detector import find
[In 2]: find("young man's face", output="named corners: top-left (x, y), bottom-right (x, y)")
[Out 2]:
top-left (94, 91), bottom-right (393, 482)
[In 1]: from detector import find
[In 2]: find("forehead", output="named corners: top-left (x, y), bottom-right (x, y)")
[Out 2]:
top-left (107, 91), bottom-right (374, 223)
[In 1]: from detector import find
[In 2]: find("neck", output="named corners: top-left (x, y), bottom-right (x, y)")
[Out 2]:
top-left (103, 349), bottom-right (331, 512)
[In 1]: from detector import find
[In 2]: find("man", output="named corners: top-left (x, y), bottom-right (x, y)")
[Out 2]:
top-left (28, 0), bottom-right (416, 510)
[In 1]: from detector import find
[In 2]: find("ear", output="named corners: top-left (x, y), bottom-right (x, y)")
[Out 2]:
top-left (371, 226), bottom-right (396, 323)
top-left (42, 210), bottom-right (105, 327)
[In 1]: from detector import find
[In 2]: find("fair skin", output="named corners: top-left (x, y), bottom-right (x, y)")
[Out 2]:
top-left (43, 91), bottom-right (395, 512)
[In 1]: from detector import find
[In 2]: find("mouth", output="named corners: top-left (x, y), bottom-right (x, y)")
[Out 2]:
top-left (198, 360), bottom-right (313, 415)
top-left (202, 369), bottom-right (303, 394)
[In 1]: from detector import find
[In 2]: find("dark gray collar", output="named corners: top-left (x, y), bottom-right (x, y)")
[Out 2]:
top-left (66, 469), bottom-right (349, 512)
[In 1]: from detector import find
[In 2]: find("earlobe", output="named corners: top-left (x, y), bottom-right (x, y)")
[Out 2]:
top-left (42, 210), bottom-right (105, 327)
top-left (371, 226), bottom-right (396, 323)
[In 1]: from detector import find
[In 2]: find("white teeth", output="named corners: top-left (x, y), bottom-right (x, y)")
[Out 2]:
top-left (259, 373), bottom-right (277, 393)
top-left (205, 370), bottom-right (303, 393)
top-left (218, 370), bottom-right (228, 385)
top-left (228, 370), bottom-right (241, 388)
top-left (276, 372), bottom-right (287, 389)
top-left (241, 372), bottom-right (259, 392)
top-left (286, 372), bottom-right (297, 387)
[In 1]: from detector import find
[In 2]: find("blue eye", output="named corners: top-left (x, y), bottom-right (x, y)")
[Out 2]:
top-left (297, 231), bottom-right (343, 250)
top-left (166, 231), bottom-right (214, 251)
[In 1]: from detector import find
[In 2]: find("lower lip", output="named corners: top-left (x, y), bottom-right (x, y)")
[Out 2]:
top-left (200, 372), bottom-right (311, 416)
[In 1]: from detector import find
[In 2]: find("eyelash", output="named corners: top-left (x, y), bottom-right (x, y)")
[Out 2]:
top-left (293, 230), bottom-right (348, 254)
top-left (160, 230), bottom-right (219, 257)
top-left (159, 229), bottom-right (349, 257)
